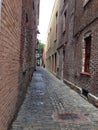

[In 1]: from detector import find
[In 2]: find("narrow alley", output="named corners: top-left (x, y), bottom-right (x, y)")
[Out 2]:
top-left (10, 67), bottom-right (98, 130)
top-left (1, 0), bottom-right (98, 130)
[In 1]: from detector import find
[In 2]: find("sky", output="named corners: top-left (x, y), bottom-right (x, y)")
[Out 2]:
top-left (38, 0), bottom-right (55, 44)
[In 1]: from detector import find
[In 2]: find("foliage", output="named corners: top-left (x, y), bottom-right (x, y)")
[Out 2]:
top-left (38, 42), bottom-right (45, 54)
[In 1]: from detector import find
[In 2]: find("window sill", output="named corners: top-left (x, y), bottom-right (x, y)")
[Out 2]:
top-left (80, 72), bottom-right (91, 76)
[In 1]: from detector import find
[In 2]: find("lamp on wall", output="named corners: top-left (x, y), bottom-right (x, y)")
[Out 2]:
top-left (37, 30), bottom-right (40, 34)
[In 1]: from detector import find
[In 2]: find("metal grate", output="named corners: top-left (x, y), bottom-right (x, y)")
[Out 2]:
top-left (53, 112), bottom-right (88, 123)
top-left (58, 113), bottom-right (80, 120)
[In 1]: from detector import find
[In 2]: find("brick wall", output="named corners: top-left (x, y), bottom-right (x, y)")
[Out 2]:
top-left (46, 0), bottom-right (98, 97)
top-left (0, 0), bottom-right (39, 130)
top-left (73, 20), bottom-right (98, 97)
top-left (63, 0), bottom-right (76, 82)
top-left (63, 0), bottom-right (98, 97)
top-left (74, 0), bottom-right (98, 35)
top-left (0, 0), bottom-right (22, 129)
top-left (72, 0), bottom-right (98, 97)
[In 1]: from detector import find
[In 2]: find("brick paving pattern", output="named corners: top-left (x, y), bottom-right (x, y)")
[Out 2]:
top-left (10, 67), bottom-right (98, 130)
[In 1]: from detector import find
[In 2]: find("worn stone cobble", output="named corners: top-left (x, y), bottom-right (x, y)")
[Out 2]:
top-left (10, 67), bottom-right (98, 130)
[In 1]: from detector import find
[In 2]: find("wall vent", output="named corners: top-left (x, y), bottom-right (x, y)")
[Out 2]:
top-left (82, 88), bottom-right (89, 97)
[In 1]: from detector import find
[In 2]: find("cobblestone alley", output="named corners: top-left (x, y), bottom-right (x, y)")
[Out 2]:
top-left (10, 67), bottom-right (98, 130)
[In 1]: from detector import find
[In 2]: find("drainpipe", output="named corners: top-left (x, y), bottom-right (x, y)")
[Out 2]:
top-left (73, 0), bottom-right (76, 37)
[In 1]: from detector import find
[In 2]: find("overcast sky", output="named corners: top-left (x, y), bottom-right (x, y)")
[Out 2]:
top-left (38, 0), bottom-right (55, 44)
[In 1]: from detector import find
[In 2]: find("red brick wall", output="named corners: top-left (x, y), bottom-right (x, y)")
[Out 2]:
top-left (63, 0), bottom-right (98, 97)
top-left (73, 0), bottom-right (98, 96)
top-left (0, 0), bottom-right (22, 129)
top-left (74, 0), bottom-right (98, 35)
top-left (46, 0), bottom-right (98, 97)
top-left (0, 0), bottom-right (39, 130)
top-left (58, 0), bottom-right (75, 81)
top-left (73, 21), bottom-right (98, 96)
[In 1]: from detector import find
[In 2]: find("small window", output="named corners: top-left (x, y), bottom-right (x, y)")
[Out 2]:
top-left (56, 12), bottom-right (58, 17)
top-left (50, 28), bottom-right (51, 32)
top-left (55, 12), bottom-right (58, 40)
top-left (82, 35), bottom-right (91, 73)
top-left (62, 11), bottom-right (66, 34)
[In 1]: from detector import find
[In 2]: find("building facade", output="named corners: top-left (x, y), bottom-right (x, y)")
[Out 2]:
top-left (46, 0), bottom-right (98, 104)
top-left (46, 0), bottom-right (60, 75)
top-left (73, 0), bottom-right (98, 98)
top-left (0, 0), bottom-right (39, 130)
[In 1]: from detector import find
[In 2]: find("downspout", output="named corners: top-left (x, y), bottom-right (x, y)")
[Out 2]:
top-left (73, 0), bottom-right (76, 37)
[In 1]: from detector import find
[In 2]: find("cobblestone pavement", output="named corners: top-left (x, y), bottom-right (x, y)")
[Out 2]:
top-left (10, 67), bottom-right (98, 130)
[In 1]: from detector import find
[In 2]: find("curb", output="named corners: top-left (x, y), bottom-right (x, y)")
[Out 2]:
top-left (88, 93), bottom-right (98, 107)
top-left (63, 79), bottom-right (98, 108)
top-left (63, 79), bottom-right (82, 94)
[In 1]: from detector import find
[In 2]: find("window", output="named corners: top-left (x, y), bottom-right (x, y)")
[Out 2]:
top-left (83, 0), bottom-right (90, 7)
top-left (82, 35), bottom-right (91, 73)
top-left (26, 13), bottom-right (28, 23)
top-left (55, 12), bottom-right (58, 40)
top-left (62, 11), bottom-right (66, 34)
top-left (33, 2), bottom-right (34, 10)
top-left (52, 55), bottom-right (54, 72)
top-left (54, 53), bottom-right (57, 73)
